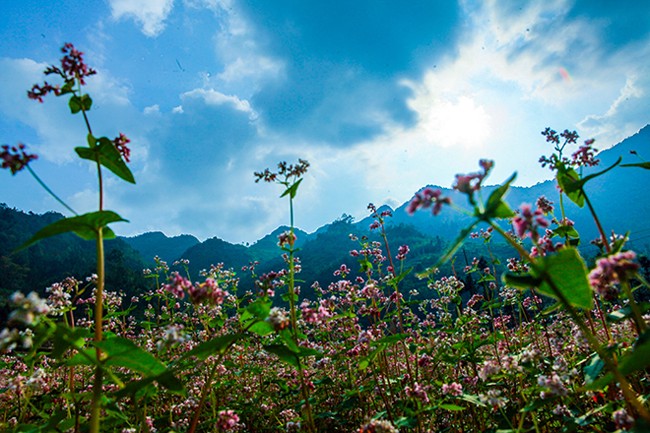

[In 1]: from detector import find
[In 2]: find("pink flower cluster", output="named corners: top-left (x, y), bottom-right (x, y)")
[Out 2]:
top-left (162, 272), bottom-right (229, 306)
top-left (405, 382), bottom-right (430, 404)
top-left (453, 159), bottom-right (494, 195)
top-left (163, 272), bottom-right (192, 298)
top-left (359, 419), bottom-right (399, 433)
top-left (254, 159), bottom-right (309, 183)
top-left (588, 251), bottom-right (639, 301)
top-left (277, 230), bottom-right (297, 248)
top-left (216, 409), bottom-right (240, 431)
top-left (396, 245), bottom-right (409, 261)
top-left (27, 43), bottom-right (97, 102)
top-left (1, 144), bottom-right (37, 175)
top-left (113, 133), bottom-right (132, 163)
top-left (512, 204), bottom-right (549, 240)
top-left (406, 187), bottom-right (451, 216)
top-left (571, 140), bottom-right (599, 167)
top-left (441, 382), bottom-right (463, 396)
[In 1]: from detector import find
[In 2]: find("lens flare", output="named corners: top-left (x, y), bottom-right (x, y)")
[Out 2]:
top-left (558, 67), bottom-right (572, 83)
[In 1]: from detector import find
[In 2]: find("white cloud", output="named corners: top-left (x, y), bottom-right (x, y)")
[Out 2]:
top-left (266, 0), bottom-right (650, 218)
top-left (143, 104), bottom-right (161, 115)
top-left (217, 56), bottom-right (284, 89)
top-left (185, 0), bottom-right (285, 96)
top-left (389, 0), bottom-right (649, 173)
top-left (579, 73), bottom-right (649, 145)
top-left (181, 88), bottom-right (257, 118)
top-left (109, 0), bottom-right (175, 37)
top-left (0, 57), bottom-right (143, 164)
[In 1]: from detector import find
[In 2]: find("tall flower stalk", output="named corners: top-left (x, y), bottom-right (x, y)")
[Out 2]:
top-left (408, 130), bottom-right (650, 424)
top-left (5, 43), bottom-right (135, 433)
top-left (255, 159), bottom-right (316, 433)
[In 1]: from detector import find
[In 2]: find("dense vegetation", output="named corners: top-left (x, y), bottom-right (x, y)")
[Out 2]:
top-left (2, 44), bottom-right (650, 433)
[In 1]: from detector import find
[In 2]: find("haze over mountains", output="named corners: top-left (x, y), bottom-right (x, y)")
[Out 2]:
top-left (123, 124), bottom-right (650, 266)
top-left (1, 125), bottom-right (649, 307)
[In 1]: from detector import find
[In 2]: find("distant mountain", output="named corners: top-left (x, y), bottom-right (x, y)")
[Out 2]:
top-left (367, 124), bottom-right (650, 256)
top-left (248, 226), bottom-right (310, 263)
top-left (122, 231), bottom-right (199, 265)
top-left (0, 204), bottom-right (149, 322)
top-left (2, 125), bottom-right (649, 313)
top-left (114, 125), bottom-right (650, 281)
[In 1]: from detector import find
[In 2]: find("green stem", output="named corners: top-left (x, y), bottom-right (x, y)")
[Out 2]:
top-left (89, 227), bottom-right (105, 433)
top-left (187, 325), bottom-right (255, 433)
top-left (286, 197), bottom-right (316, 433)
top-left (490, 221), bottom-right (650, 421)
top-left (583, 192), bottom-right (610, 253)
top-left (622, 277), bottom-right (647, 333)
top-left (86, 79), bottom-right (105, 432)
top-left (26, 166), bottom-right (78, 215)
top-left (188, 360), bottom-right (222, 433)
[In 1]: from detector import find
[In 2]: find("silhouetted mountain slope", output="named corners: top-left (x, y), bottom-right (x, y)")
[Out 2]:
top-left (0, 204), bottom-right (149, 322)
top-left (2, 125), bottom-right (649, 310)
top-left (248, 226), bottom-right (310, 263)
top-left (122, 231), bottom-right (199, 265)
top-left (375, 125), bottom-right (650, 256)
top-left (182, 236), bottom-right (253, 277)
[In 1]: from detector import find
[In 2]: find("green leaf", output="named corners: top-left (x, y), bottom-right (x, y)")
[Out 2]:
top-left (280, 178), bottom-right (303, 199)
top-left (583, 352), bottom-right (605, 384)
top-left (298, 347), bottom-right (321, 358)
top-left (358, 359), bottom-right (370, 371)
top-left (480, 299), bottom-right (503, 310)
top-left (573, 157), bottom-right (621, 189)
top-left (394, 417), bottom-right (419, 428)
top-left (372, 333), bottom-right (409, 345)
top-left (180, 333), bottom-right (244, 362)
top-left (553, 225), bottom-right (580, 240)
top-left (66, 348), bottom-right (99, 366)
top-left (536, 248), bottom-right (593, 310)
top-left (96, 337), bottom-right (167, 376)
top-left (482, 172), bottom-right (517, 220)
top-left (506, 248), bottom-right (592, 310)
top-left (556, 166), bottom-right (584, 207)
top-left (621, 162), bottom-right (650, 170)
top-left (618, 329), bottom-right (650, 376)
top-left (477, 273), bottom-right (496, 283)
top-left (540, 301), bottom-right (562, 316)
top-left (247, 297), bottom-right (272, 320)
top-left (156, 370), bottom-right (184, 392)
top-left (263, 344), bottom-right (300, 368)
top-left (248, 320), bottom-right (275, 336)
top-left (279, 329), bottom-right (301, 353)
top-left (114, 370), bottom-right (184, 398)
top-left (503, 272), bottom-right (543, 289)
top-left (51, 326), bottom-right (91, 359)
top-left (459, 394), bottom-right (486, 407)
top-left (76, 136), bottom-right (135, 183)
top-left (607, 303), bottom-right (650, 322)
top-left (18, 210), bottom-right (127, 250)
top-left (432, 221), bottom-right (480, 271)
top-left (60, 80), bottom-right (75, 95)
top-left (439, 404), bottom-right (465, 411)
top-left (557, 158), bottom-right (621, 207)
top-left (68, 94), bottom-right (92, 114)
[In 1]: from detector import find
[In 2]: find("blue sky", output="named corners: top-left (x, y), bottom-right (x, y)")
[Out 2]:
top-left (1, 0), bottom-right (649, 244)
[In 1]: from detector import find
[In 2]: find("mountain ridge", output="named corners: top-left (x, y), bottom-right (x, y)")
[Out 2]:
top-left (120, 124), bottom-right (650, 265)
top-left (1, 125), bottom-right (649, 305)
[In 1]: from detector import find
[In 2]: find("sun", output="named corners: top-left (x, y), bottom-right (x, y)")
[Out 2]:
top-left (418, 95), bottom-right (492, 148)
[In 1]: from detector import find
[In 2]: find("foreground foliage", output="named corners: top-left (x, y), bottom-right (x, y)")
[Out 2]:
top-left (2, 44), bottom-right (650, 433)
